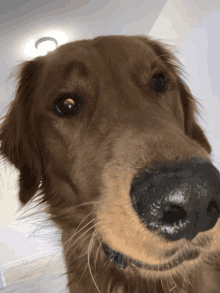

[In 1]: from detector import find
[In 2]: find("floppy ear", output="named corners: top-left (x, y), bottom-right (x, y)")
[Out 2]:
top-left (0, 58), bottom-right (44, 205)
top-left (178, 80), bottom-right (211, 154)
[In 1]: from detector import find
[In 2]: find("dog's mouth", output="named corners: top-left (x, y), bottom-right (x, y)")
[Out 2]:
top-left (102, 243), bottom-right (200, 271)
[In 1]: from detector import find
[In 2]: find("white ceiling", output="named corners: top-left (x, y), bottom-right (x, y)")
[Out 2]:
top-left (1, 0), bottom-right (167, 61)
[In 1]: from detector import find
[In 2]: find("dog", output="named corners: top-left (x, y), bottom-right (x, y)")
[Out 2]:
top-left (1, 35), bottom-right (220, 293)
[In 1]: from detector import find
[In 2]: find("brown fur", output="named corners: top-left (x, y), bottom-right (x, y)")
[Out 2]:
top-left (1, 35), bottom-right (220, 293)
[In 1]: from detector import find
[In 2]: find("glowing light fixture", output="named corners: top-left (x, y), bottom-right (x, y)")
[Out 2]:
top-left (35, 37), bottom-right (58, 55)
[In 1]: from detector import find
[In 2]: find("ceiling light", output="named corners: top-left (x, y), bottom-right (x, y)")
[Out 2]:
top-left (35, 37), bottom-right (58, 55)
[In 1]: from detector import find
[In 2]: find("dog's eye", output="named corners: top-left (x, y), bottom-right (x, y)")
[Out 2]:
top-left (151, 74), bottom-right (168, 94)
top-left (53, 92), bottom-right (83, 118)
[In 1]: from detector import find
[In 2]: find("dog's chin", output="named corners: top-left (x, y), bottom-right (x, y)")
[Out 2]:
top-left (102, 242), bottom-right (200, 272)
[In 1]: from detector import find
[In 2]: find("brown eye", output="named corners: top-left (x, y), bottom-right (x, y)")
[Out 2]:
top-left (151, 74), bottom-right (168, 94)
top-left (53, 92), bottom-right (83, 118)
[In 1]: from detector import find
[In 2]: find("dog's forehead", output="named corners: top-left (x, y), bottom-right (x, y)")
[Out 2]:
top-left (38, 36), bottom-right (168, 105)
top-left (46, 35), bottom-right (157, 70)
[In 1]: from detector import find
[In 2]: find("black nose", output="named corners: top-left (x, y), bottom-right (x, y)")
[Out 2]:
top-left (130, 157), bottom-right (220, 241)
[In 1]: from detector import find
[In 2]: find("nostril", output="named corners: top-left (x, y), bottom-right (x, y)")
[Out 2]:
top-left (207, 200), bottom-right (219, 215)
top-left (205, 200), bottom-right (220, 230)
top-left (160, 204), bottom-right (187, 225)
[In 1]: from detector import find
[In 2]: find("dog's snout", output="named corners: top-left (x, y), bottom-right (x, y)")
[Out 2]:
top-left (130, 157), bottom-right (220, 241)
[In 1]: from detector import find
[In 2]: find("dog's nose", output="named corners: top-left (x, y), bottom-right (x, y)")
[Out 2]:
top-left (130, 157), bottom-right (220, 241)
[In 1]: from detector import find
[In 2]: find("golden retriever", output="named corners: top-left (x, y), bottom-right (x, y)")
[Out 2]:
top-left (1, 35), bottom-right (220, 293)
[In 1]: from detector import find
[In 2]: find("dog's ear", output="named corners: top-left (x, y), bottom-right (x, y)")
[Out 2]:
top-left (145, 37), bottom-right (212, 155)
top-left (0, 58), bottom-right (44, 205)
top-left (178, 80), bottom-right (212, 154)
